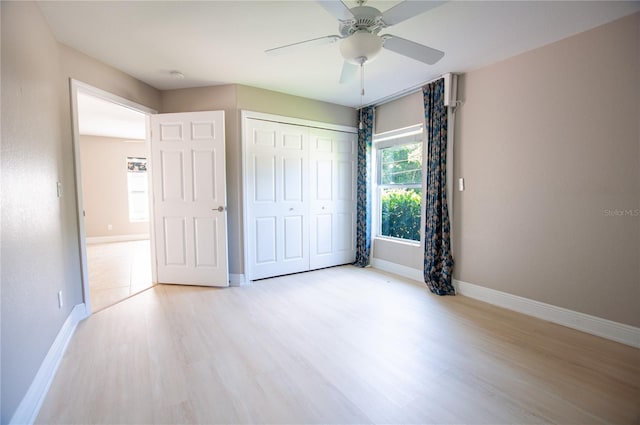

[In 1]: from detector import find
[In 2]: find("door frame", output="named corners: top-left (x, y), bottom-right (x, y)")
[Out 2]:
top-left (70, 79), bottom-right (157, 314)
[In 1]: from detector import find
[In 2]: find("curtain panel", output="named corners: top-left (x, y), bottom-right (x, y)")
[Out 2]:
top-left (354, 106), bottom-right (375, 267)
top-left (423, 79), bottom-right (455, 295)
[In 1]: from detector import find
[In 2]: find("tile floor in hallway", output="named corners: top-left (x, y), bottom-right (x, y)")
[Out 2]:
top-left (87, 239), bottom-right (153, 311)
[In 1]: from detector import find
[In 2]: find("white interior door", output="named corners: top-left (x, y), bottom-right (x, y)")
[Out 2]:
top-left (309, 129), bottom-right (357, 269)
top-left (151, 111), bottom-right (228, 286)
top-left (244, 119), bottom-right (309, 280)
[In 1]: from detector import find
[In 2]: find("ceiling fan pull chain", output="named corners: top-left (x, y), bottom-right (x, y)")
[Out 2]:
top-left (359, 62), bottom-right (365, 130)
top-left (360, 62), bottom-right (365, 97)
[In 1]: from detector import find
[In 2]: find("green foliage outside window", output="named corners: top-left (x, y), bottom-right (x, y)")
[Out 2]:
top-left (379, 142), bottom-right (422, 241)
top-left (381, 189), bottom-right (421, 241)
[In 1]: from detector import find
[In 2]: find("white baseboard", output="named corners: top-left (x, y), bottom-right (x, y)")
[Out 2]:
top-left (9, 303), bottom-right (88, 425)
top-left (86, 234), bottom-right (149, 244)
top-left (454, 280), bottom-right (640, 349)
top-left (229, 273), bottom-right (247, 287)
top-left (371, 258), bottom-right (423, 282)
top-left (370, 259), bottom-right (639, 348)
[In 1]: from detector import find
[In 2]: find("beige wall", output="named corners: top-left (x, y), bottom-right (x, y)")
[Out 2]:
top-left (60, 44), bottom-right (161, 111)
top-left (375, 91), bottom-right (424, 134)
top-left (80, 136), bottom-right (149, 238)
top-left (162, 84), bottom-right (357, 274)
top-left (236, 84), bottom-right (357, 127)
top-left (1, 2), bottom-right (162, 422)
top-left (453, 13), bottom-right (640, 326)
top-left (1, 3), bottom-right (74, 421)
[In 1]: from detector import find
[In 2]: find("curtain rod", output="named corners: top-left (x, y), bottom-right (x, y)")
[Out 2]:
top-left (361, 73), bottom-right (448, 109)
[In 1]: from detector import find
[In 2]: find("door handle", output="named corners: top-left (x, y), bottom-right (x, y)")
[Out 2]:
top-left (213, 206), bottom-right (227, 212)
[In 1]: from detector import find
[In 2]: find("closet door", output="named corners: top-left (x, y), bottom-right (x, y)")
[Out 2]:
top-left (245, 119), bottom-right (309, 280)
top-left (309, 129), bottom-right (357, 269)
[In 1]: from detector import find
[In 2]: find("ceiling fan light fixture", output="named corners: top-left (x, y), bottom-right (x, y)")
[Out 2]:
top-left (339, 31), bottom-right (383, 65)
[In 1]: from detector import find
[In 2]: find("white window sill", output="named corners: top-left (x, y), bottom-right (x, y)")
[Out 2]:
top-left (374, 236), bottom-right (421, 247)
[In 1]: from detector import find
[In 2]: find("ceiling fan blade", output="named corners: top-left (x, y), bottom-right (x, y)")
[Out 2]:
top-left (339, 61), bottom-right (358, 84)
top-left (382, 1), bottom-right (446, 26)
top-left (316, 0), bottom-right (354, 21)
top-left (265, 35), bottom-right (341, 56)
top-left (382, 35), bottom-right (444, 65)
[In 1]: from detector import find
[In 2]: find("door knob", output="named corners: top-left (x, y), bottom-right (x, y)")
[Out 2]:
top-left (214, 206), bottom-right (226, 212)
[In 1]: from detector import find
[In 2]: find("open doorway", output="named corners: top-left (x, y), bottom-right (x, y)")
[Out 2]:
top-left (71, 80), bottom-right (157, 313)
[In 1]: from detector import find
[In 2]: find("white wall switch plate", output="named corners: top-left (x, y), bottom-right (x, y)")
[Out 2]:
top-left (458, 178), bottom-right (465, 191)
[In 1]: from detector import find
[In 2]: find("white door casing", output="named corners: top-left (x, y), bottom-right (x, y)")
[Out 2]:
top-left (244, 119), bottom-right (309, 280)
top-left (151, 111), bottom-right (228, 286)
top-left (309, 129), bottom-right (357, 269)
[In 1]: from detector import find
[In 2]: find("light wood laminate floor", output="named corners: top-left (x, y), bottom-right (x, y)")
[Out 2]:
top-left (37, 266), bottom-right (639, 424)
top-left (87, 240), bottom-right (153, 312)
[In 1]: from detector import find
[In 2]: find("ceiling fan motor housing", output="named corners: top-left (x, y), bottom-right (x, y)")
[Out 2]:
top-left (338, 5), bottom-right (385, 64)
top-left (338, 5), bottom-right (384, 36)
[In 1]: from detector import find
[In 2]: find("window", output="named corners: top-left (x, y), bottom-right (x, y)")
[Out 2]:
top-left (375, 126), bottom-right (423, 242)
top-left (127, 157), bottom-right (149, 222)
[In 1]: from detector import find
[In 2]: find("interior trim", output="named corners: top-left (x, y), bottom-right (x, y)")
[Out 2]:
top-left (85, 234), bottom-right (150, 244)
top-left (9, 304), bottom-right (88, 425)
top-left (370, 259), bottom-right (640, 348)
top-left (454, 279), bottom-right (640, 349)
top-left (229, 274), bottom-right (248, 287)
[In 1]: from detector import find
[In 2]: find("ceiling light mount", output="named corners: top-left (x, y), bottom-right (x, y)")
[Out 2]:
top-left (339, 31), bottom-right (383, 65)
top-left (338, 6), bottom-right (383, 37)
top-left (170, 70), bottom-right (185, 79)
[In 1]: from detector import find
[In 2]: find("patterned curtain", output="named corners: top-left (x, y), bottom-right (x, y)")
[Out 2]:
top-left (423, 79), bottom-right (455, 295)
top-left (354, 106), bottom-right (375, 267)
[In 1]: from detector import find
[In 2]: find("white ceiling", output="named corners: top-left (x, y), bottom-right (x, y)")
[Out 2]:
top-left (77, 92), bottom-right (146, 139)
top-left (40, 1), bottom-right (640, 108)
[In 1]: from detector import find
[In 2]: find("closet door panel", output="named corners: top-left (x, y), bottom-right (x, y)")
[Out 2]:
top-left (315, 159), bottom-right (333, 200)
top-left (245, 119), bottom-right (309, 280)
top-left (253, 155), bottom-right (276, 202)
top-left (255, 217), bottom-right (277, 264)
top-left (309, 129), bottom-right (357, 270)
top-left (284, 215), bottom-right (305, 261)
top-left (315, 214), bottom-right (333, 255)
top-left (283, 157), bottom-right (304, 202)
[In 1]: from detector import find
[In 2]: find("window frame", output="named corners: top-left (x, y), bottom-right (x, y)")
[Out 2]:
top-left (126, 157), bottom-right (149, 223)
top-left (373, 124), bottom-right (425, 245)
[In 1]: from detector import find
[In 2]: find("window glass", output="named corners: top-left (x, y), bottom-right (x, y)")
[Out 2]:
top-left (127, 157), bottom-right (149, 222)
top-left (377, 141), bottom-right (422, 242)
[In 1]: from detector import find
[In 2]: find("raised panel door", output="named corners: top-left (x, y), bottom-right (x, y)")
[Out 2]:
top-left (151, 111), bottom-right (228, 286)
top-left (309, 129), bottom-right (356, 269)
top-left (245, 119), bottom-right (309, 280)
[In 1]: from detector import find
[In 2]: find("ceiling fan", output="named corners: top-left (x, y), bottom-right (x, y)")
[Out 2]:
top-left (265, 0), bottom-right (446, 83)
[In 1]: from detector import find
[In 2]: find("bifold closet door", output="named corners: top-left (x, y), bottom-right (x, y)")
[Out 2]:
top-left (245, 119), bottom-right (309, 280)
top-left (309, 129), bottom-right (357, 269)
